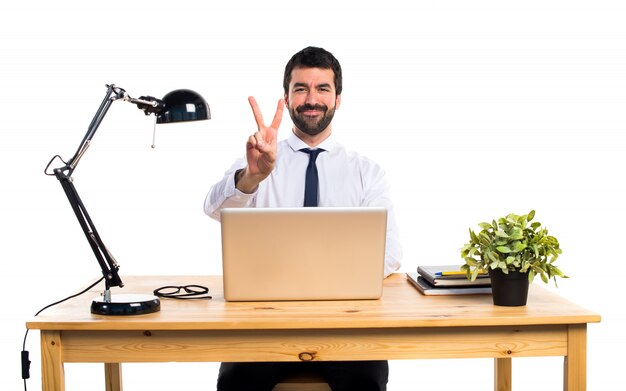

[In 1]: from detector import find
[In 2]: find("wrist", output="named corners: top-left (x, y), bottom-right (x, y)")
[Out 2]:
top-left (234, 168), bottom-right (260, 194)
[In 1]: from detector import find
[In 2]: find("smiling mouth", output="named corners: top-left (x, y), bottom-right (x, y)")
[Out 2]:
top-left (302, 110), bottom-right (322, 117)
top-left (297, 105), bottom-right (326, 116)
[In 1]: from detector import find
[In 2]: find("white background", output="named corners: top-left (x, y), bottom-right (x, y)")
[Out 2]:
top-left (1, 0), bottom-right (624, 390)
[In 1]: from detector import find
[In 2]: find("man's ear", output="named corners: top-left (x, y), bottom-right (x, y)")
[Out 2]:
top-left (335, 94), bottom-right (342, 109)
top-left (284, 93), bottom-right (289, 108)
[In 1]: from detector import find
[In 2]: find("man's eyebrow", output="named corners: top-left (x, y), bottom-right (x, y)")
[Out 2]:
top-left (292, 82), bottom-right (334, 89)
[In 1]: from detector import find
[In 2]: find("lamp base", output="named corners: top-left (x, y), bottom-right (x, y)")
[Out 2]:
top-left (91, 294), bottom-right (160, 315)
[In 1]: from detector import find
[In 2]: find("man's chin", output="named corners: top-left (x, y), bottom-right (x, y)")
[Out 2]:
top-left (290, 110), bottom-right (334, 136)
top-left (292, 120), bottom-right (323, 136)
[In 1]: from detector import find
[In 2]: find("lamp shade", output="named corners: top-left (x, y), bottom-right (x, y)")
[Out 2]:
top-left (156, 89), bottom-right (210, 124)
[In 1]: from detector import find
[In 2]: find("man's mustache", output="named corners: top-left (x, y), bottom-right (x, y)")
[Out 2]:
top-left (296, 104), bottom-right (327, 113)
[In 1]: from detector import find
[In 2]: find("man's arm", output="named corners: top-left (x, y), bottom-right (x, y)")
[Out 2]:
top-left (203, 97), bottom-right (284, 221)
top-left (361, 160), bottom-right (403, 278)
top-left (203, 159), bottom-right (251, 221)
top-left (235, 97), bottom-right (284, 193)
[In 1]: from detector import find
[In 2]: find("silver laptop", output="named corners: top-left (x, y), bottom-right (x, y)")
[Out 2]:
top-left (220, 207), bottom-right (387, 301)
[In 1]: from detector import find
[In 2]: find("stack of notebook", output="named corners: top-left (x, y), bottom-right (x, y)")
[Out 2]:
top-left (406, 264), bottom-right (492, 295)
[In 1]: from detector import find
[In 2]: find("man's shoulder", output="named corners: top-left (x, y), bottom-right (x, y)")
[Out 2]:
top-left (336, 141), bottom-right (381, 163)
top-left (331, 142), bottom-right (386, 176)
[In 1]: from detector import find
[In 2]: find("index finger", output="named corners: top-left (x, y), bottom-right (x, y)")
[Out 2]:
top-left (248, 96), bottom-right (265, 130)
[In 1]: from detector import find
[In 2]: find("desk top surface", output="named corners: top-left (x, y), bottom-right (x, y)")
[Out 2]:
top-left (27, 274), bottom-right (600, 331)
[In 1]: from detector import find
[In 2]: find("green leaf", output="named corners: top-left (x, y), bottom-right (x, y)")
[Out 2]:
top-left (510, 241), bottom-right (527, 252)
top-left (496, 246), bottom-right (512, 253)
top-left (551, 266), bottom-right (567, 278)
top-left (509, 227), bottom-right (524, 240)
top-left (486, 251), bottom-right (499, 263)
top-left (479, 232), bottom-right (491, 246)
top-left (495, 229), bottom-right (509, 238)
top-left (469, 229), bottom-right (478, 243)
top-left (478, 222), bottom-right (492, 230)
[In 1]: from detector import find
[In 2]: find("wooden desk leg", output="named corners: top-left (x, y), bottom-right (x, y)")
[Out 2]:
top-left (494, 357), bottom-right (512, 391)
top-left (41, 330), bottom-right (65, 391)
top-left (564, 324), bottom-right (587, 391)
top-left (105, 363), bottom-right (123, 391)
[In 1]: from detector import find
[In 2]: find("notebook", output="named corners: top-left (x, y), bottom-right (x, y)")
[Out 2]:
top-left (220, 207), bottom-right (387, 301)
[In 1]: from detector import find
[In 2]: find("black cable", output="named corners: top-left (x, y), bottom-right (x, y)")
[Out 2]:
top-left (22, 276), bottom-right (105, 391)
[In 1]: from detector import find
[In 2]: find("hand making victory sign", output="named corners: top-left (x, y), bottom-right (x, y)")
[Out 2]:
top-left (235, 96), bottom-right (284, 194)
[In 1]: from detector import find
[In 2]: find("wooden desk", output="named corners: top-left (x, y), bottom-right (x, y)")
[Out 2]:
top-left (27, 274), bottom-right (600, 391)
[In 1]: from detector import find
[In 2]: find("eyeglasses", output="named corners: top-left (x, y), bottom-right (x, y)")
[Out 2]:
top-left (153, 285), bottom-right (212, 300)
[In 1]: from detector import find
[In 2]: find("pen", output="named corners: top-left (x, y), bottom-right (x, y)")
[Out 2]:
top-left (435, 270), bottom-right (487, 277)
top-left (435, 271), bottom-right (466, 276)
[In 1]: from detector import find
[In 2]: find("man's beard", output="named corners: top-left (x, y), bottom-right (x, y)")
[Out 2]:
top-left (289, 103), bottom-right (336, 136)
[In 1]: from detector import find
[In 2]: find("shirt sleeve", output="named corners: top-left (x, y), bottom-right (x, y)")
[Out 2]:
top-left (382, 203), bottom-right (403, 278)
top-left (203, 158), bottom-right (256, 221)
top-left (360, 159), bottom-right (403, 278)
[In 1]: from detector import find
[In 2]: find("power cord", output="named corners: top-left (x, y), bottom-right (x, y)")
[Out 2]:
top-left (21, 279), bottom-right (211, 390)
top-left (21, 276), bottom-right (104, 391)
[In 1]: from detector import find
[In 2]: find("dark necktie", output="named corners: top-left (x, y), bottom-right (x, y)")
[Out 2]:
top-left (300, 148), bottom-right (325, 207)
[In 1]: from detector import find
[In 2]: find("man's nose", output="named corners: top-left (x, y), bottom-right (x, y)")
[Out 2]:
top-left (304, 91), bottom-right (319, 105)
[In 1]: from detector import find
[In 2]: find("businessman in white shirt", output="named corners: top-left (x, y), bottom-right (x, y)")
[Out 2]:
top-left (205, 46), bottom-right (402, 391)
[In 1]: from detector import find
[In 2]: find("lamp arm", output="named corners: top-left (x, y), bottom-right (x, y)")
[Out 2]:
top-left (45, 84), bottom-right (131, 293)
top-left (65, 84), bottom-right (126, 173)
top-left (53, 168), bottom-right (124, 291)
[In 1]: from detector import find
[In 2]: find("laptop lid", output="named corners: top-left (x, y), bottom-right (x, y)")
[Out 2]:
top-left (220, 207), bottom-right (387, 301)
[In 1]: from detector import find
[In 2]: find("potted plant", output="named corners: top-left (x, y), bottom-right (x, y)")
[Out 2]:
top-left (460, 210), bottom-right (566, 306)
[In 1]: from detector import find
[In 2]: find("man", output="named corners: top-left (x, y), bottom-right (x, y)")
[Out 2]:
top-left (204, 46), bottom-right (402, 391)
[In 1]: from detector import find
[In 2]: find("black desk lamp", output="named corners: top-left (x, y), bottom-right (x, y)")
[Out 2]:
top-left (44, 84), bottom-right (210, 315)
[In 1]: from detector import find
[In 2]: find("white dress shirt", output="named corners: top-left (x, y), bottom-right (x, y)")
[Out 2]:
top-left (204, 132), bottom-right (402, 277)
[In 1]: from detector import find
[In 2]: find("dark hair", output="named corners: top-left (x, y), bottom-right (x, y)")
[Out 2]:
top-left (283, 46), bottom-right (342, 96)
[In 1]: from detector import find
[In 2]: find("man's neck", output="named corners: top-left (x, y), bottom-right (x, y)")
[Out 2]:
top-left (292, 127), bottom-right (332, 148)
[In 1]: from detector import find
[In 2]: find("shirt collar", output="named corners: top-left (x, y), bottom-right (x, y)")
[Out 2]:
top-left (287, 131), bottom-right (336, 152)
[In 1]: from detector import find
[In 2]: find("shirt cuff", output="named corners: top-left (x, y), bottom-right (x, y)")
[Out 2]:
top-left (223, 172), bottom-right (256, 206)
